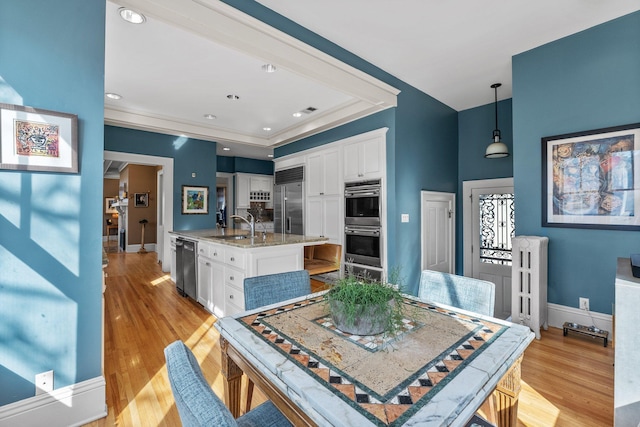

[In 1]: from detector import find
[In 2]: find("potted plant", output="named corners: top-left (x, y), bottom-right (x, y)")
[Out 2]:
top-left (324, 269), bottom-right (406, 336)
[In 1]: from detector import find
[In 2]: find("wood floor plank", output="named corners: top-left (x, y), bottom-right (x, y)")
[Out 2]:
top-left (85, 251), bottom-right (614, 426)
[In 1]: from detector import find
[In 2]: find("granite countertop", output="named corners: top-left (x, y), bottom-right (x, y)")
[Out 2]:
top-left (169, 228), bottom-right (328, 248)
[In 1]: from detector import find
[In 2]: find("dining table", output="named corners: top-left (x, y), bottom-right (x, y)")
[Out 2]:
top-left (215, 292), bottom-right (535, 427)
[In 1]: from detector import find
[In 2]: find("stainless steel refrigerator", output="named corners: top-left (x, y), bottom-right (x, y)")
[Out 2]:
top-left (273, 166), bottom-right (304, 234)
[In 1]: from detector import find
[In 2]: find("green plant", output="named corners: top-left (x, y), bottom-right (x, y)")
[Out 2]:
top-left (324, 268), bottom-right (406, 336)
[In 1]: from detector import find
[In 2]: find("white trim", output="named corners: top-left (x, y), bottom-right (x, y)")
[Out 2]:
top-left (104, 151), bottom-right (174, 271)
top-left (0, 377), bottom-right (106, 427)
top-left (420, 190), bottom-right (456, 274)
top-left (462, 178), bottom-right (514, 276)
top-left (126, 243), bottom-right (157, 253)
top-left (106, 0), bottom-right (399, 147)
top-left (547, 302), bottom-right (613, 336)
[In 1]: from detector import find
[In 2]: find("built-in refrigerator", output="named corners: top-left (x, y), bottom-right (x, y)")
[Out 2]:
top-left (273, 166), bottom-right (304, 234)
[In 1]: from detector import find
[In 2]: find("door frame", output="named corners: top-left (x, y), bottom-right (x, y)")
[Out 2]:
top-left (104, 150), bottom-right (174, 271)
top-left (462, 177), bottom-right (514, 277)
top-left (420, 190), bottom-right (456, 274)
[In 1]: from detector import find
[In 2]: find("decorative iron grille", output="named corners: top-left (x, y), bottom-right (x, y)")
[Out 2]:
top-left (479, 193), bottom-right (515, 265)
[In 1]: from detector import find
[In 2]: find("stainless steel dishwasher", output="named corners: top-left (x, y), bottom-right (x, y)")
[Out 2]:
top-left (176, 238), bottom-right (197, 300)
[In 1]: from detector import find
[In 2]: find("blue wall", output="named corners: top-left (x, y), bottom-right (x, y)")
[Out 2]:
top-left (0, 0), bottom-right (105, 405)
top-left (105, 125), bottom-right (218, 231)
top-left (456, 99), bottom-right (514, 271)
top-left (513, 11), bottom-right (640, 314)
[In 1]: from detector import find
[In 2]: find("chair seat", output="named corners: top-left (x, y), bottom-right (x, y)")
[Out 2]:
top-left (237, 401), bottom-right (292, 427)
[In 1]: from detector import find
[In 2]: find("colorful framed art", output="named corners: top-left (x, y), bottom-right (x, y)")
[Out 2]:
top-left (542, 122), bottom-right (640, 230)
top-left (182, 185), bottom-right (208, 215)
top-left (0, 103), bottom-right (78, 173)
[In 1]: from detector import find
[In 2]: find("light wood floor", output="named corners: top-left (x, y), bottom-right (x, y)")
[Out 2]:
top-left (86, 251), bottom-right (614, 426)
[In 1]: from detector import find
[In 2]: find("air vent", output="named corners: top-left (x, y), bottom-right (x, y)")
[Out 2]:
top-left (301, 106), bottom-right (317, 114)
top-left (275, 166), bottom-right (304, 185)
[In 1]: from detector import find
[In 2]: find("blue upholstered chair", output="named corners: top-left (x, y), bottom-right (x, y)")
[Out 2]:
top-left (164, 340), bottom-right (292, 427)
top-left (418, 270), bottom-right (495, 317)
top-left (243, 270), bottom-right (312, 412)
top-left (244, 270), bottom-right (311, 310)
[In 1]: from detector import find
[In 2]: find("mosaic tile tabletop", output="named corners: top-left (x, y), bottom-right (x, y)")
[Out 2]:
top-left (239, 297), bottom-right (508, 426)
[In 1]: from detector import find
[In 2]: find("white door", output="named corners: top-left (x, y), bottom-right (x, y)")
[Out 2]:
top-left (420, 191), bottom-right (455, 274)
top-left (463, 178), bottom-right (515, 319)
top-left (157, 169), bottom-right (164, 264)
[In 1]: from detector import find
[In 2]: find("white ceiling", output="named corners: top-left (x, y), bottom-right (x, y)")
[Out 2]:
top-left (105, 0), bottom-right (640, 159)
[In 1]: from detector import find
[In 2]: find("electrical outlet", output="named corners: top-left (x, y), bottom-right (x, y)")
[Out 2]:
top-left (401, 213), bottom-right (409, 223)
top-left (35, 370), bottom-right (54, 395)
top-left (579, 297), bottom-right (589, 311)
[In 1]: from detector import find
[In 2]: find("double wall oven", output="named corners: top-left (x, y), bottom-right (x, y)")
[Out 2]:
top-left (344, 179), bottom-right (383, 281)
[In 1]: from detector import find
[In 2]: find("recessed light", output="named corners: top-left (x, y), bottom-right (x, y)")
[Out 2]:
top-left (226, 94), bottom-right (240, 100)
top-left (263, 127), bottom-right (271, 131)
top-left (292, 112), bottom-right (302, 118)
top-left (267, 154), bottom-right (274, 158)
top-left (222, 147), bottom-right (231, 151)
top-left (118, 7), bottom-right (146, 24)
top-left (261, 64), bottom-right (277, 73)
top-left (203, 114), bottom-right (216, 120)
top-left (106, 93), bottom-right (122, 100)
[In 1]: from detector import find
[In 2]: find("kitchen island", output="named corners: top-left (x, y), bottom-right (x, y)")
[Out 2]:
top-left (169, 228), bottom-right (328, 318)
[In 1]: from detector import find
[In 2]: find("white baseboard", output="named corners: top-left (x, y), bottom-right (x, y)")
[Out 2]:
top-left (126, 243), bottom-right (156, 253)
top-left (547, 302), bottom-right (613, 339)
top-left (0, 376), bottom-right (106, 427)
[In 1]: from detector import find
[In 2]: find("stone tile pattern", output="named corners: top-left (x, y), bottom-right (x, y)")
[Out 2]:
top-left (240, 297), bottom-right (506, 426)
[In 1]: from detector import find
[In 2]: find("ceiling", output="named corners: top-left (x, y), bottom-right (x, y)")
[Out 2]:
top-left (105, 0), bottom-right (640, 160)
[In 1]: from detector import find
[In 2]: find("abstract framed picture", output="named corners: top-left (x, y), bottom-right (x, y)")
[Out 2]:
top-left (105, 197), bottom-right (118, 214)
top-left (0, 103), bottom-right (78, 173)
top-left (134, 192), bottom-right (149, 208)
top-left (542, 122), bottom-right (640, 230)
top-left (182, 185), bottom-right (209, 215)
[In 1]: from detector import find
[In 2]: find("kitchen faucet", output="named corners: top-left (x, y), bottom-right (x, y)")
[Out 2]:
top-left (230, 213), bottom-right (255, 238)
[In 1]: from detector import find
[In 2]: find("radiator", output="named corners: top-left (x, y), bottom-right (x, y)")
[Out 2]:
top-left (512, 236), bottom-right (549, 339)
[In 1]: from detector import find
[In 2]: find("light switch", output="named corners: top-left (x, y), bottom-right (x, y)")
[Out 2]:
top-left (191, 172), bottom-right (196, 178)
top-left (401, 213), bottom-right (409, 223)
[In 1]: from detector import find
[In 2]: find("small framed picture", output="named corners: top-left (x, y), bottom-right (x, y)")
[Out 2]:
top-left (134, 192), bottom-right (149, 208)
top-left (182, 185), bottom-right (208, 214)
top-left (0, 103), bottom-right (78, 173)
top-left (105, 197), bottom-right (118, 214)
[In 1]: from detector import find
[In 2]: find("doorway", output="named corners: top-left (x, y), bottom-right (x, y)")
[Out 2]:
top-left (104, 151), bottom-right (174, 271)
top-left (463, 178), bottom-right (514, 319)
top-left (216, 173), bottom-right (233, 229)
top-left (420, 191), bottom-right (455, 274)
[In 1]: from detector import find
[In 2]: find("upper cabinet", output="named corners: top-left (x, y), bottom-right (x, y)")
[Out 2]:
top-left (307, 149), bottom-right (341, 196)
top-left (343, 134), bottom-right (384, 182)
top-left (235, 173), bottom-right (273, 209)
top-left (236, 173), bottom-right (251, 208)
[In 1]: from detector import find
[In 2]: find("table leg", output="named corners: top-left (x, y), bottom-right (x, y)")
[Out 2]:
top-left (220, 336), bottom-right (244, 418)
top-left (492, 355), bottom-right (523, 427)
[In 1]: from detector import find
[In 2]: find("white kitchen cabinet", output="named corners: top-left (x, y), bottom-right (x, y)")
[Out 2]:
top-left (197, 242), bottom-right (226, 318)
top-left (250, 176), bottom-right (272, 192)
top-left (307, 149), bottom-right (341, 196)
top-left (343, 135), bottom-right (384, 182)
top-left (170, 236), bottom-right (177, 282)
top-left (197, 256), bottom-right (212, 310)
top-left (236, 173), bottom-right (251, 208)
top-left (306, 195), bottom-right (342, 244)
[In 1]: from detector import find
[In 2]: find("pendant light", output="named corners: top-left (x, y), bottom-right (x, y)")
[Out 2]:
top-left (484, 83), bottom-right (510, 158)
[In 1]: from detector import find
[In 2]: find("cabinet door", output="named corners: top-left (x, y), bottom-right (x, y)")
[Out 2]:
top-left (322, 149), bottom-right (341, 195)
top-left (308, 150), bottom-right (341, 196)
top-left (323, 195), bottom-right (342, 244)
top-left (197, 256), bottom-right (213, 311)
top-left (211, 261), bottom-right (225, 318)
top-left (306, 196), bottom-right (324, 237)
top-left (236, 174), bottom-right (250, 208)
top-left (307, 153), bottom-right (324, 196)
top-left (360, 137), bottom-right (383, 179)
top-left (170, 247), bottom-right (177, 282)
top-left (343, 142), bottom-right (362, 181)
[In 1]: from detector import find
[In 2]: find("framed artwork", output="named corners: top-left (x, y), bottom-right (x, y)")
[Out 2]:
top-left (134, 192), bottom-right (149, 208)
top-left (0, 103), bottom-right (78, 173)
top-left (542, 122), bottom-right (640, 230)
top-left (105, 197), bottom-right (118, 214)
top-left (182, 185), bottom-right (209, 215)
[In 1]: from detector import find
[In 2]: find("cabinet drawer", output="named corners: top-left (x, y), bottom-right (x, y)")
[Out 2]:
top-left (197, 242), bottom-right (211, 259)
top-left (224, 266), bottom-right (245, 289)
top-left (225, 283), bottom-right (245, 312)
top-left (210, 244), bottom-right (224, 261)
top-left (225, 248), bottom-right (245, 268)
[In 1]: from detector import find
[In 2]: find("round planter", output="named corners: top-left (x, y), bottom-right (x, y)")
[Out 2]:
top-left (329, 299), bottom-right (394, 336)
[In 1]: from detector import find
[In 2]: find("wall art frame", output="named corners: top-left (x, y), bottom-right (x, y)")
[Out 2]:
top-left (0, 103), bottom-right (78, 173)
top-left (182, 185), bottom-right (209, 215)
top-left (542, 122), bottom-right (640, 230)
top-left (134, 192), bottom-right (149, 208)
top-left (105, 197), bottom-right (118, 214)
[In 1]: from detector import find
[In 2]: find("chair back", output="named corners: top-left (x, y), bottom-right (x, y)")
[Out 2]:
top-left (244, 270), bottom-right (311, 310)
top-left (164, 341), bottom-right (237, 427)
top-left (418, 270), bottom-right (495, 317)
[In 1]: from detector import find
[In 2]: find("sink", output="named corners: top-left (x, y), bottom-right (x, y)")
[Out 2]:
top-left (209, 234), bottom-right (250, 240)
